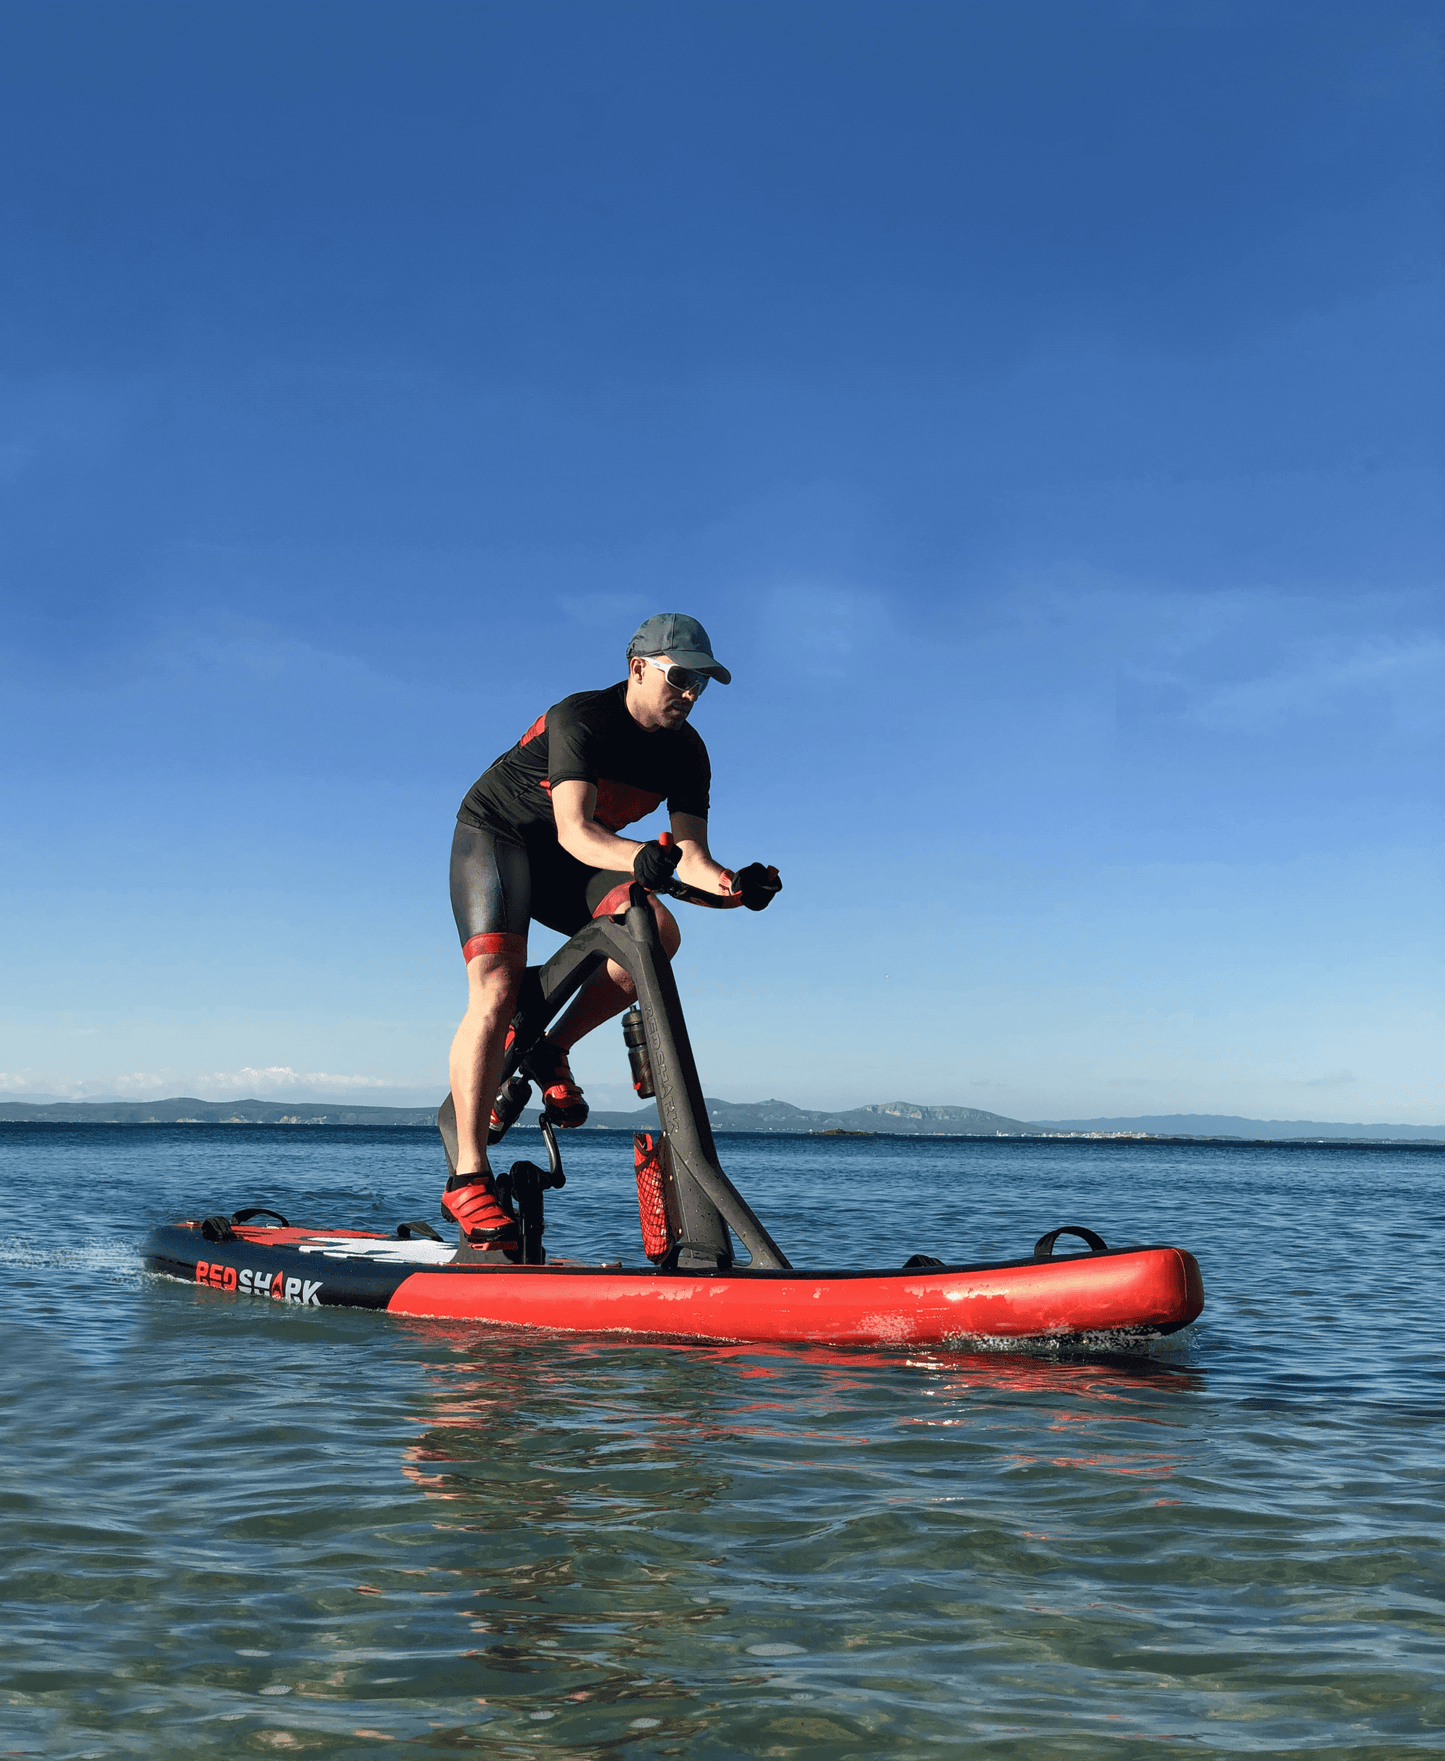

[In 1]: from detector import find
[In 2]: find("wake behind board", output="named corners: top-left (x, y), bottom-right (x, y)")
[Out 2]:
top-left (143, 1214), bottom-right (1205, 1346)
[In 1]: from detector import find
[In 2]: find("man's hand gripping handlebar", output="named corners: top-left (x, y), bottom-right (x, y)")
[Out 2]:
top-left (631, 836), bottom-right (684, 892)
top-left (631, 832), bottom-right (782, 912)
top-left (729, 861), bottom-right (783, 911)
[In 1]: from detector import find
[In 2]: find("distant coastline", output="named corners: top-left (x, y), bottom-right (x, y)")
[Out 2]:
top-left (2, 1094), bottom-right (1441, 1145)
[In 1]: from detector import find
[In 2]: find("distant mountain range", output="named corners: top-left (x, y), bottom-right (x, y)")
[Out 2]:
top-left (2, 1095), bottom-right (1441, 1141)
top-left (0, 1095), bottom-right (1035, 1133)
top-left (581, 1098), bottom-right (1047, 1135)
top-left (574, 1100), bottom-right (1445, 1141)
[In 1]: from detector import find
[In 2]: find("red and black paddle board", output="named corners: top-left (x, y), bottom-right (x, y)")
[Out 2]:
top-left (144, 1218), bottom-right (1204, 1346)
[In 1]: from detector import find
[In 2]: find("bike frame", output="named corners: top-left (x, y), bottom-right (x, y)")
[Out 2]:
top-left (442, 883), bottom-right (790, 1272)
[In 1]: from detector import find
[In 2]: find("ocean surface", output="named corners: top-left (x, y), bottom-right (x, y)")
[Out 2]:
top-left (1, 1125), bottom-right (1441, 1759)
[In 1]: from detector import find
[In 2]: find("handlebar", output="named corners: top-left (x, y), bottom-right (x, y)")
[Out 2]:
top-left (653, 830), bottom-right (743, 910)
top-left (657, 874), bottom-right (746, 909)
top-left (605, 833), bottom-right (777, 913)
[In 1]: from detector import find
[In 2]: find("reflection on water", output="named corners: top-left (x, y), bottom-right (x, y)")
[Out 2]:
top-left (2, 1125), bottom-right (1442, 1756)
top-left (373, 1331), bottom-right (1212, 1751)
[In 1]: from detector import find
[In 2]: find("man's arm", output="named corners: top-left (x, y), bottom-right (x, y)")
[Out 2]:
top-left (551, 785), bottom-right (736, 896)
top-left (551, 780), bottom-right (649, 872)
top-left (670, 812), bottom-right (735, 896)
top-left (549, 785), bottom-right (739, 894)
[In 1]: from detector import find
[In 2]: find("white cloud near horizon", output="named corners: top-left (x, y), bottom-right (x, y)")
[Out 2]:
top-left (0, 1066), bottom-right (444, 1103)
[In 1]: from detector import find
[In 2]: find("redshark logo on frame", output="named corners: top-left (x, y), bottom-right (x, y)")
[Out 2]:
top-left (195, 1260), bottom-right (322, 1306)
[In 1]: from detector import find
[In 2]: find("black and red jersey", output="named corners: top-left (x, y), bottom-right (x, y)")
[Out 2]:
top-left (458, 682), bottom-right (711, 845)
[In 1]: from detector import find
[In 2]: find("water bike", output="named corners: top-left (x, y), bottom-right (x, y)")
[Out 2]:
top-left (143, 862), bottom-right (1205, 1346)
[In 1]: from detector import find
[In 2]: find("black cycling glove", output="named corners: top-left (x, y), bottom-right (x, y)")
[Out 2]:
top-left (632, 839), bottom-right (684, 891)
top-left (733, 863), bottom-right (782, 911)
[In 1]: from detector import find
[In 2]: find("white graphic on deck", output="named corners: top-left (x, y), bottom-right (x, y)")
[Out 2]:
top-left (295, 1235), bottom-right (456, 1265)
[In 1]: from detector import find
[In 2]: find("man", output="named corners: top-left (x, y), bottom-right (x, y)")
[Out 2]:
top-left (444, 613), bottom-right (781, 1251)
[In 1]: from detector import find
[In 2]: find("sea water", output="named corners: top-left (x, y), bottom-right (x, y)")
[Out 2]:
top-left (1, 1125), bottom-right (1441, 1758)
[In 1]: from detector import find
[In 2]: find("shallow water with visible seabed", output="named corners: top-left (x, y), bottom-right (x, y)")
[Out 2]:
top-left (1, 1124), bottom-right (1441, 1759)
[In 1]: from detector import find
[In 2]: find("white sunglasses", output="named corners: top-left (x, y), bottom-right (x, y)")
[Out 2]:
top-left (641, 655), bottom-right (710, 696)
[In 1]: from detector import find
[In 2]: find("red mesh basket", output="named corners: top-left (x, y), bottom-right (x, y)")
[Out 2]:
top-left (634, 1132), bottom-right (680, 1263)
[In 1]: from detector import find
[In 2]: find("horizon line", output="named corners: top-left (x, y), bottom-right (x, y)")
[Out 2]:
top-left (2, 1093), bottom-right (1442, 1132)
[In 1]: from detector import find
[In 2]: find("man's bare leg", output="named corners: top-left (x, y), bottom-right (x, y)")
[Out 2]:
top-left (449, 945), bottom-right (525, 1173)
top-left (548, 900), bottom-right (680, 1052)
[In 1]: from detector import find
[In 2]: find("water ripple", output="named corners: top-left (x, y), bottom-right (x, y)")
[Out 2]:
top-left (1, 1126), bottom-right (1441, 1755)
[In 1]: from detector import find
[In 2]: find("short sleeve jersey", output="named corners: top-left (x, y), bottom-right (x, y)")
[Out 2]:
top-left (458, 682), bottom-right (711, 844)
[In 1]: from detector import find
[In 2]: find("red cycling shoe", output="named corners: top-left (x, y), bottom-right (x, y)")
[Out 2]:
top-left (441, 1170), bottom-right (519, 1251)
top-left (522, 1036), bottom-right (589, 1128)
top-left (488, 1036), bottom-right (589, 1137)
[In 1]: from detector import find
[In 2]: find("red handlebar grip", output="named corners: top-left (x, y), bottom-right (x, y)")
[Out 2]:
top-left (658, 831), bottom-right (674, 847)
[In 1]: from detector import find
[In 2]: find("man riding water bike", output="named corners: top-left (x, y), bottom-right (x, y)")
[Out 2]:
top-left (445, 613), bottom-right (782, 1252)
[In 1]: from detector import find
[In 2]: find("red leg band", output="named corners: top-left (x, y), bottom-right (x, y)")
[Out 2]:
top-left (462, 932), bottom-right (526, 964)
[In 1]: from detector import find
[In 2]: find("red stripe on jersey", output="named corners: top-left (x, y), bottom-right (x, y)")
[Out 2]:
top-left (518, 714), bottom-right (547, 747)
top-left (594, 780), bottom-right (664, 832)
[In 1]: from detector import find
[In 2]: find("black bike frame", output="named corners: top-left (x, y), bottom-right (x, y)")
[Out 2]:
top-left (446, 885), bottom-right (790, 1272)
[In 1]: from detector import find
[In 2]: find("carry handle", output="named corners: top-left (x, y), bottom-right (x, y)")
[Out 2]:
top-left (230, 1207), bottom-right (291, 1228)
top-left (1033, 1225), bottom-right (1108, 1257)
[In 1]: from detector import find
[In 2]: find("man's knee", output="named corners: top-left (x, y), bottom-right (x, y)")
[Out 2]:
top-left (465, 945), bottom-right (524, 1012)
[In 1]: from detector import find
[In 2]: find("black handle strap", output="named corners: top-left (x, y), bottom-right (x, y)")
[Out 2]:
top-left (230, 1207), bottom-right (291, 1228)
top-left (396, 1219), bottom-right (444, 1242)
top-left (1034, 1225), bottom-right (1108, 1257)
top-left (902, 1253), bottom-right (946, 1269)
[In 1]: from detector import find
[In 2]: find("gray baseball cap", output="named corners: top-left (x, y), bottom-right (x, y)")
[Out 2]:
top-left (626, 613), bottom-right (732, 684)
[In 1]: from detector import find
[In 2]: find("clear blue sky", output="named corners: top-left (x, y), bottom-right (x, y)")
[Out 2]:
top-left (2, 1), bottom-right (1441, 1123)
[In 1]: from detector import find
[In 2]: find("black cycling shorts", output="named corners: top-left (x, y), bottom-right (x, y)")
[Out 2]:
top-left (449, 821), bottom-right (632, 961)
